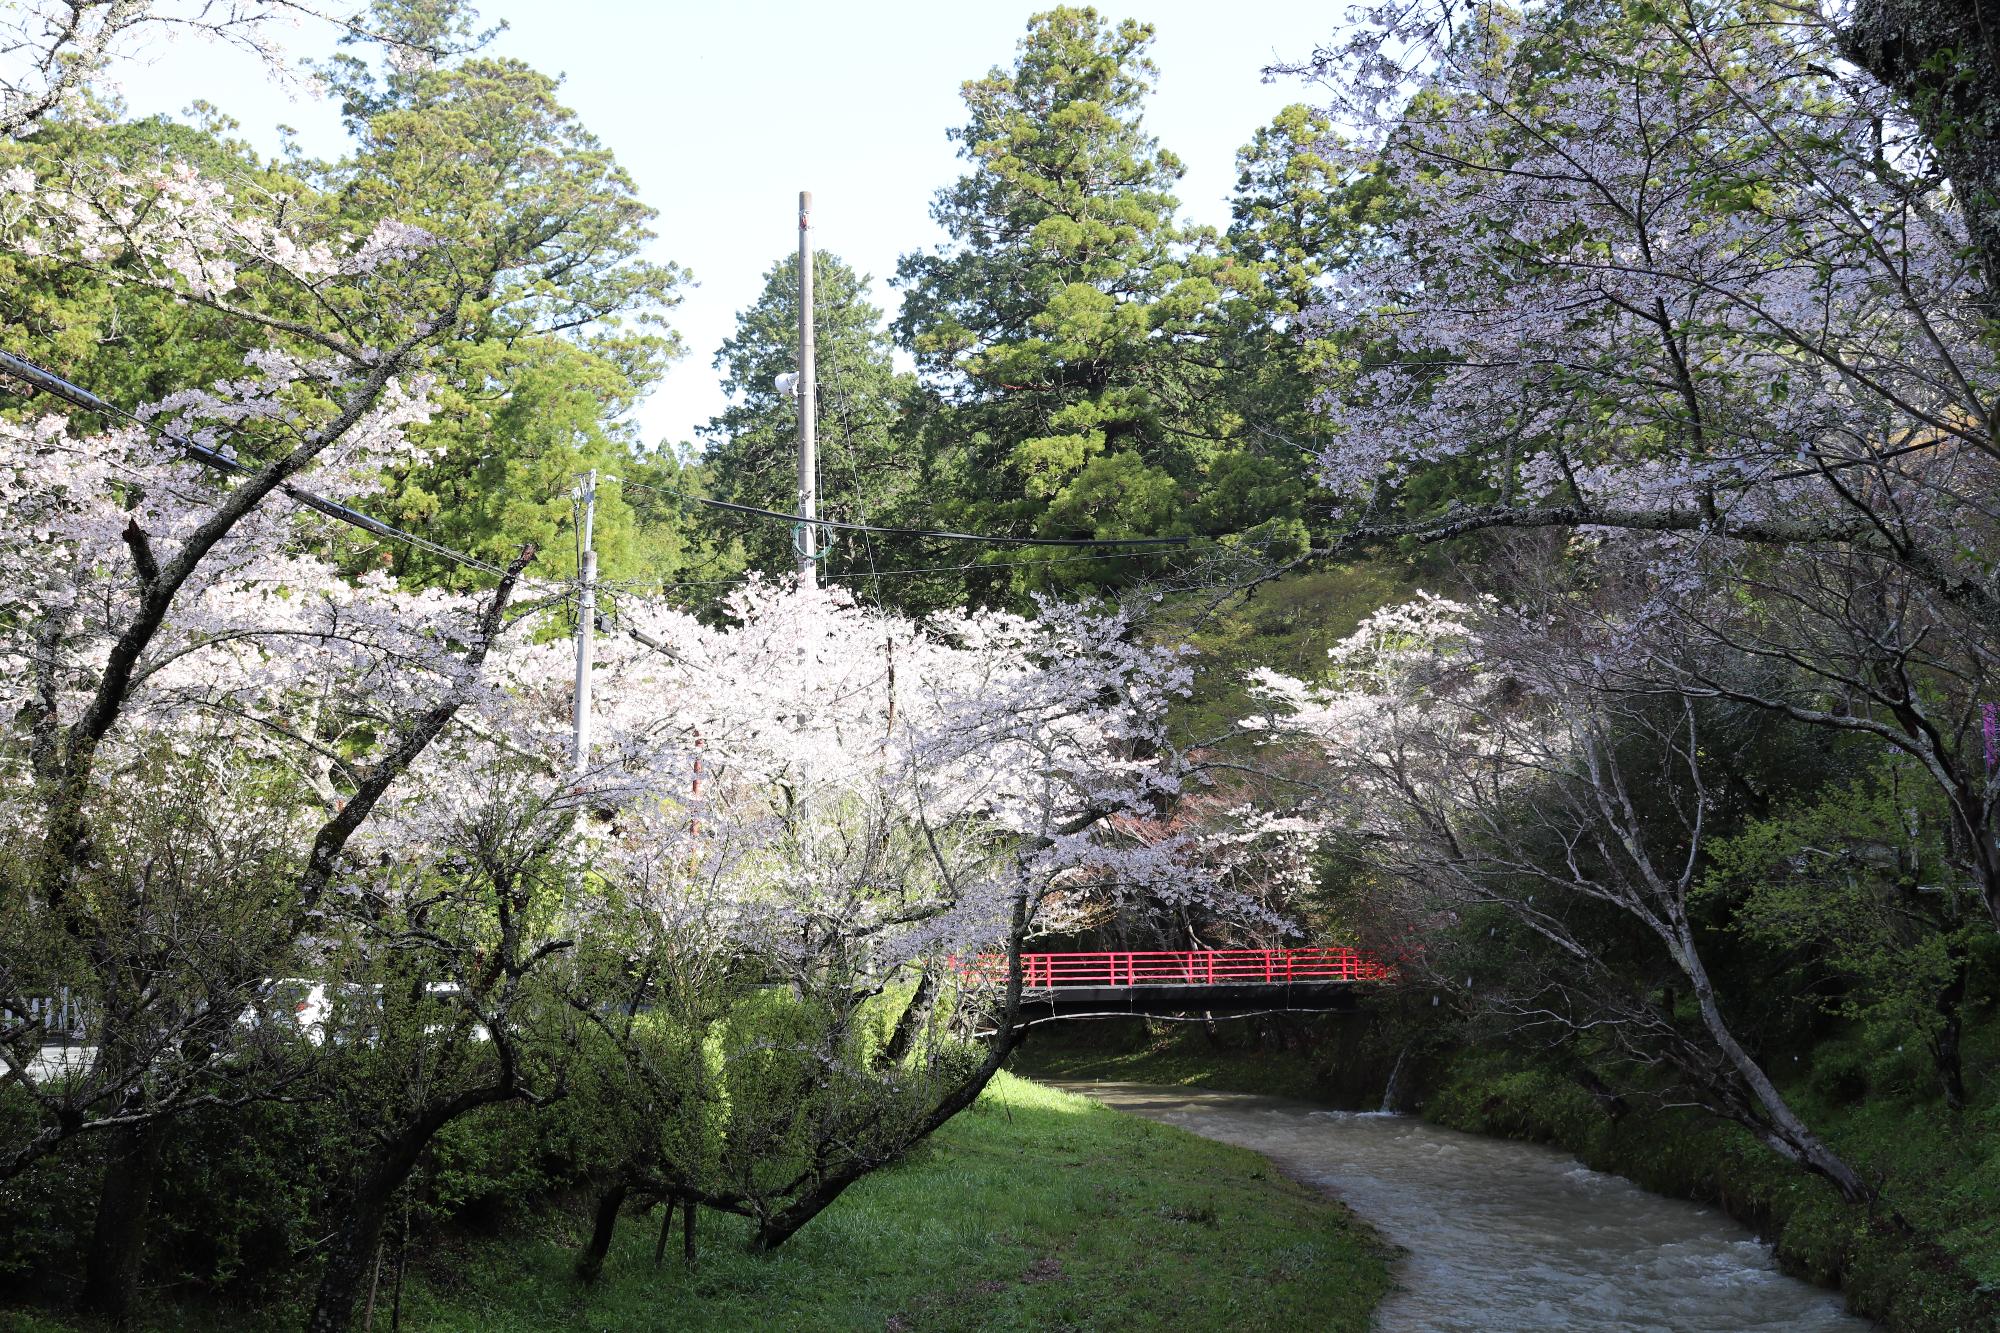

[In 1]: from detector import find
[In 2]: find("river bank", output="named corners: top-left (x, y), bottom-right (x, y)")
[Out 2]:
top-left (1012, 1023), bottom-right (2000, 1332)
top-left (0, 1073), bottom-right (1392, 1333)
top-left (1056, 1081), bottom-right (1870, 1332)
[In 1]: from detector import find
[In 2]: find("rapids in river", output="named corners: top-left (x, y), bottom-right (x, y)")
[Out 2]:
top-left (1057, 1082), bottom-right (1875, 1332)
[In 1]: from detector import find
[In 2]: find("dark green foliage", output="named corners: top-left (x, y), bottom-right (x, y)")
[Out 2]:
top-left (701, 251), bottom-right (914, 579)
top-left (1215, 102), bottom-right (1381, 477)
top-left (891, 7), bottom-right (1300, 603)
top-left (424, 1098), bottom-right (584, 1233)
top-left (146, 1102), bottom-right (335, 1297)
top-left (0, 1085), bottom-right (359, 1305)
top-left (1228, 104), bottom-right (1360, 321)
top-left (0, 1090), bottom-right (92, 1291)
top-left (1840, 0), bottom-right (2000, 317)
top-left (315, 20), bottom-right (688, 590)
top-left (1701, 755), bottom-right (1984, 1103)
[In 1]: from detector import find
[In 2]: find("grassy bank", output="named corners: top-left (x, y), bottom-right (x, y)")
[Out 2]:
top-left (1011, 1033), bottom-right (1344, 1104)
top-left (1420, 1046), bottom-right (2000, 1333)
top-left (1014, 1022), bottom-right (2000, 1333)
top-left (1010, 1020), bottom-right (1385, 1106)
top-left (0, 1073), bottom-right (1391, 1333)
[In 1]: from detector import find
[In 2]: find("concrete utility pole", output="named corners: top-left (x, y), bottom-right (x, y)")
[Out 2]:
top-left (795, 189), bottom-right (818, 586)
top-left (572, 468), bottom-right (597, 773)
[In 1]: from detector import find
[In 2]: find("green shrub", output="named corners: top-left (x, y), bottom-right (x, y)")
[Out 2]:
top-left (1806, 1046), bottom-right (1870, 1105)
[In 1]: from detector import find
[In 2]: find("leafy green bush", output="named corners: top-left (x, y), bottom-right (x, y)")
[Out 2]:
top-left (1806, 1045), bottom-right (1871, 1106)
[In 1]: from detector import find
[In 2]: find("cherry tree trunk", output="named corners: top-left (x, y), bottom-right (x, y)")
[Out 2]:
top-left (1678, 930), bottom-right (1870, 1204)
top-left (81, 1117), bottom-right (162, 1323)
top-left (653, 1198), bottom-right (676, 1267)
top-left (574, 1181), bottom-right (628, 1282)
top-left (304, 1086), bottom-right (510, 1333)
top-left (305, 1148), bottom-right (419, 1333)
top-left (751, 1024), bottom-right (1023, 1253)
top-left (878, 968), bottom-right (937, 1068)
top-left (1933, 939), bottom-right (1970, 1109)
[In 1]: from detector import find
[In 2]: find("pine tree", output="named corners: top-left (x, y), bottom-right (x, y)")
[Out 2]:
top-left (893, 6), bottom-right (1261, 601)
top-left (315, 0), bottom-right (689, 591)
top-left (1212, 102), bottom-right (1380, 520)
top-left (703, 251), bottom-right (913, 578)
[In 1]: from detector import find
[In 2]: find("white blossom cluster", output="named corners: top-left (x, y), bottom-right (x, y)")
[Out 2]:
top-left (1304, 4), bottom-right (1997, 549)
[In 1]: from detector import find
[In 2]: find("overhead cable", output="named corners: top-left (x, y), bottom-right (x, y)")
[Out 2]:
top-left (592, 545), bottom-right (1184, 598)
top-left (614, 475), bottom-right (1191, 549)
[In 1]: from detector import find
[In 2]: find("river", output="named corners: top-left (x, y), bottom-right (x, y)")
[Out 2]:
top-left (1055, 1082), bottom-right (1875, 1332)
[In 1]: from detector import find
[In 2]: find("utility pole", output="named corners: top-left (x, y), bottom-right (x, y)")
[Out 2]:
top-left (572, 468), bottom-right (597, 774)
top-left (795, 189), bottom-right (818, 586)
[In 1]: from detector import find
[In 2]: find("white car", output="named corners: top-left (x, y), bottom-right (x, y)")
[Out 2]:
top-left (257, 979), bottom-right (488, 1046)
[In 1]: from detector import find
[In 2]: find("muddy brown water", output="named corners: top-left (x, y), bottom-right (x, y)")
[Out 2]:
top-left (1053, 1082), bottom-right (1876, 1332)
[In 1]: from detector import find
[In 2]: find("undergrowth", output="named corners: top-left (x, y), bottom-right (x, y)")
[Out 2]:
top-left (0, 1073), bottom-right (1392, 1333)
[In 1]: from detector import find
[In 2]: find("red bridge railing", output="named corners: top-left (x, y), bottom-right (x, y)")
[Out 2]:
top-left (955, 947), bottom-right (1393, 989)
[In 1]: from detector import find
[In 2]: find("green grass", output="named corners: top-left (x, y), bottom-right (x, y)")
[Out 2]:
top-left (1011, 1034), bottom-right (1343, 1104)
top-left (1163, 562), bottom-right (1418, 743)
top-left (1, 1073), bottom-right (1391, 1333)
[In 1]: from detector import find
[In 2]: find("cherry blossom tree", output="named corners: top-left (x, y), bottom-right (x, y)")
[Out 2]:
top-left (1301, 2), bottom-right (1993, 574)
top-left (1251, 588), bottom-right (1871, 1200)
top-left (544, 581), bottom-right (1204, 1253)
top-left (294, 757), bottom-right (583, 1333)
top-left (0, 0), bottom-right (478, 139)
top-left (0, 25), bottom-right (676, 1309)
top-left (1288, 0), bottom-right (2000, 926)
top-left (4, 1), bottom-right (295, 135)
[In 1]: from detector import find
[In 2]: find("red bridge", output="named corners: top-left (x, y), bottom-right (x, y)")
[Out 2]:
top-left (957, 948), bottom-right (1394, 1025)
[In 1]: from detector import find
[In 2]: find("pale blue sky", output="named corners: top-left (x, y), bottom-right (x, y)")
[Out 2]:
top-left (109, 2), bottom-right (1343, 449)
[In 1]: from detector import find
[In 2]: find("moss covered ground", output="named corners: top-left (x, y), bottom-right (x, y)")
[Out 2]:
top-left (0, 1073), bottom-right (1391, 1333)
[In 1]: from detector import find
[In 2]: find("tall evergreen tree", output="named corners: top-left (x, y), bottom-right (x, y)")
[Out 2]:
top-left (703, 251), bottom-right (913, 578)
top-left (893, 7), bottom-right (1266, 602)
top-left (1229, 104), bottom-right (1355, 320)
top-left (312, 0), bottom-right (689, 593)
top-left (1213, 103), bottom-right (1380, 514)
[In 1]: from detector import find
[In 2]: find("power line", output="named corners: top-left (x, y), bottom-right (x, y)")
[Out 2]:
top-left (6, 353), bottom-right (1189, 762)
top-left (830, 548), bottom-right (1183, 581)
top-left (592, 544), bottom-right (1189, 598)
top-left (0, 351), bottom-right (1189, 635)
top-left (613, 475), bottom-right (1192, 549)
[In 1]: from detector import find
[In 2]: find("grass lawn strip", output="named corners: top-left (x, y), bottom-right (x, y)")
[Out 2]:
top-left (1, 1072), bottom-right (1391, 1332)
top-left (401, 1072), bottom-right (1392, 1333)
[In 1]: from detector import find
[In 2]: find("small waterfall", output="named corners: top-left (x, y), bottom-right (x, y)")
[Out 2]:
top-left (1379, 1044), bottom-right (1411, 1114)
